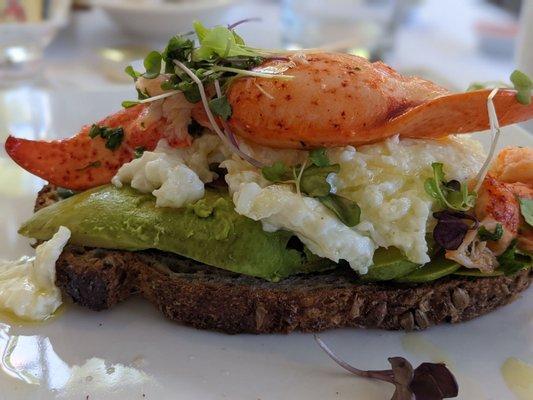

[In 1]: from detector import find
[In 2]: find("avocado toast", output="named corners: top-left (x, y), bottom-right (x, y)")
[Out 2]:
top-left (6, 22), bottom-right (533, 331)
top-left (25, 184), bottom-right (531, 333)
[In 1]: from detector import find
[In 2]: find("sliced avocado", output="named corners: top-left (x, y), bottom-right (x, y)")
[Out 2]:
top-left (19, 185), bottom-right (332, 281)
top-left (453, 268), bottom-right (504, 277)
top-left (360, 247), bottom-right (419, 281)
top-left (395, 257), bottom-right (460, 283)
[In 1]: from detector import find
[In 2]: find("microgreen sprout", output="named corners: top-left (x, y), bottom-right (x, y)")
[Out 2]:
top-left (510, 70), bottom-right (532, 105)
top-left (424, 163), bottom-right (476, 212)
top-left (261, 149), bottom-right (361, 227)
top-left (473, 88), bottom-right (501, 193)
top-left (497, 241), bottom-right (533, 276)
top-left (174, 59), bottom-right (265, 168)
top-left (519, 198), bottom-right (533, 227)
top-left (314, 335), bottom-right (459, 400)
top-left (478, 224), bottom-right (503, 241)
top-left (121, 20), bottom-right (293, 168)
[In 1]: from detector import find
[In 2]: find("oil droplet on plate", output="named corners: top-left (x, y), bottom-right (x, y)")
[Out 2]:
top-left (401, 332), bottom-right (454, 367)
top-left (501, 357), bottom-right (533, 400)
top-left (401, 332), bottom-right (488, 400)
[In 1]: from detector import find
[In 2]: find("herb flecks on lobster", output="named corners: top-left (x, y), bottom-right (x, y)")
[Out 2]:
top-left (5, 104), bottom-right (189, 190)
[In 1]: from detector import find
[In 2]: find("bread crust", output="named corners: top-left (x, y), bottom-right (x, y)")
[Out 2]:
top-left (37, 185), bottom-right (532, 334)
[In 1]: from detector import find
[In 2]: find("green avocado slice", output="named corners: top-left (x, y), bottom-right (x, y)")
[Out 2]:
top-left (360, 247), bottom-right (419, 281)
top-left (453, 269), bottom-right (504, 277)
top-left (395, 257), bottom-right (460, 283)
top-left (19, 185), bottom-right (332, 281)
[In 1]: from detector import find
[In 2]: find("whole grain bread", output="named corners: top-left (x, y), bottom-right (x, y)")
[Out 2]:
top-left (37, 185), bottom-right (532, 334)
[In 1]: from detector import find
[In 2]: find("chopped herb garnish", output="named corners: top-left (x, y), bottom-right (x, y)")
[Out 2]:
top-left (467, 82), bottom-right (488, 91)
top-left (89, 124), bottom-right (124, 151)
top-left (510, 69), bottom-right (532, 105)
top-left (497, 241), bottom-right (533, 276)
top-left (425, 163), bottom-right (476, 211)
top-left (187, 120), bottom-right (204, 137)
top-left (518, 197), bottom-right (533, 227)
top-left (183, 84), bottom-right (202, 103)
top-left (75, 160), bottom-right (102, 171)
top-left (308, 148), bottom-right (329, 167)
top-left (300, 164), bottom-right (340, 197)
top-left (121, 100), bottom-right (140, 108)
top-left (261, 161), bottom-right (289, 182)
top-left (478, 224), bottom-right (503, 241)
top-left (208, 96), bottom-right (232, 120)
top-left (318, 194), bottom-right (361, 227)
top-left (261, 151), bottom-right (360, 227)
top-left (162, 35), bottom-right (194, 73)
top-left (134, 146), bottom-right (146, 159)
top-left (56, 187), bottom-right (76, 199)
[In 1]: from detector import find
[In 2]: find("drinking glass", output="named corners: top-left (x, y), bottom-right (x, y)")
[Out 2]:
top-left (0, 0), bottom-right (71, 84)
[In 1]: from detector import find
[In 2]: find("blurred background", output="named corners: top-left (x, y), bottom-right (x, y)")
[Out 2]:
top-left (0, 0), bottom-right (531, 91)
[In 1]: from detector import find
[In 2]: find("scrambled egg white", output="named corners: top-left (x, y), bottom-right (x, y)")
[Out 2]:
top-left (112, 133), bottom-right (485, 273)
top-left (112, 150), bottom-right (204, 209)
top-left (227, 168), bottom-right (375, 272)
top-left (328, 135), bottom-right (485, 264)
top-left (0, 226), bottom-right (70, 320)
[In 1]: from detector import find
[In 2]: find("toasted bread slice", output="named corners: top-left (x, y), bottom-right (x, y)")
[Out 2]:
top-left (36, 185), bottom-right (532, 334)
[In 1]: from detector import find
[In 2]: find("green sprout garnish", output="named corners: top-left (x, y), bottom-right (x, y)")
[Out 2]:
top-left (261, 149), bottom-right (361, 227)
top-left (88, 124), bottom-right (124, 151)
top-left (208, 96), bottom-right (232, 120)
top-left (467, 70), bottom-right (532, 105)
top-left (519, 197), bottom-right (533, 227)
top-left (121, 20), bottom-right (288, 115)
top-left (478, 224), bottom-right (503, 241)
top-left (497, 241), bottom-right (533, 276)
top-left (510, 70), bottom-right (532, 105)
top-left (134, 146), bottom-right (146, 159)
top-left (424, 163), bottom-right (476, 212)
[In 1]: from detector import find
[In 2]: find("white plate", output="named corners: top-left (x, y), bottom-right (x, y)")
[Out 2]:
top-left (0, 87), bottom-right (531, 400)
top-left (91, 0), bottom-right (243, 40)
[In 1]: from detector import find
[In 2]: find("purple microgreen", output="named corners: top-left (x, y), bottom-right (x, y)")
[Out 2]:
top-left (432, 211), bottom-right (478, 250)
top-left (411, 363), bottom-right (459, 399)
top-left (314, 335), bottom-right (394, 382)
top-left (227, 17), bottom-right (262, 30)
top-left (389, 357), bottom-right (415, 400)
top-left (314, 335), bottom-right (459, 400)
